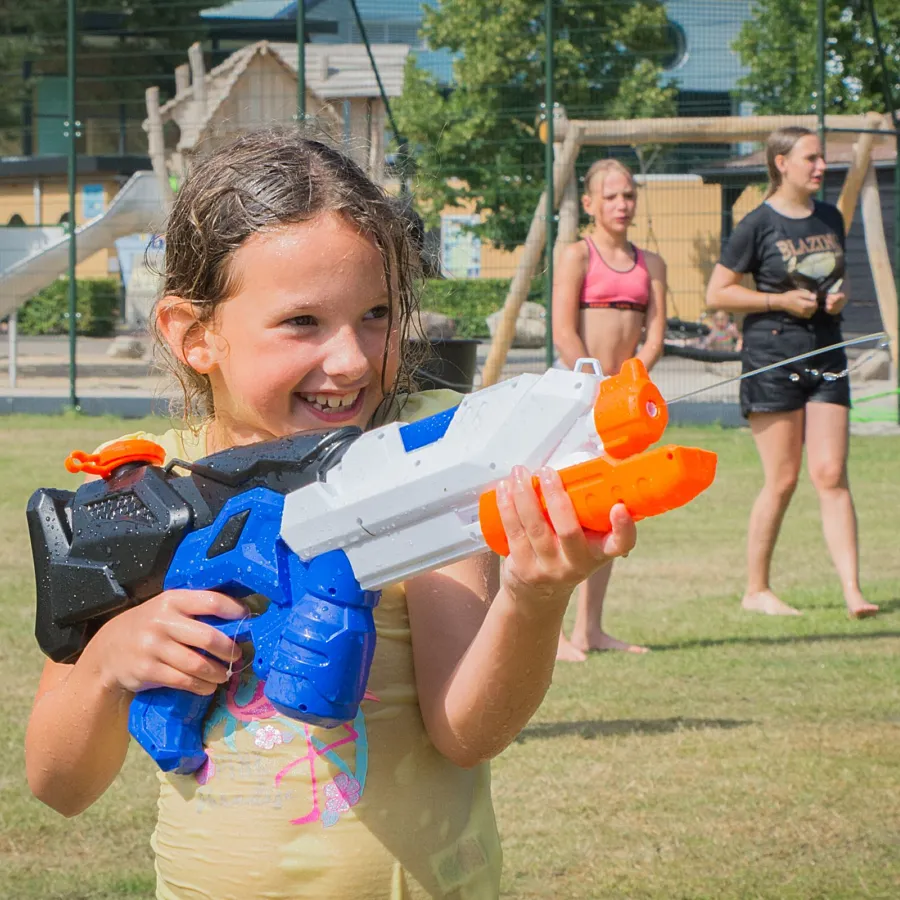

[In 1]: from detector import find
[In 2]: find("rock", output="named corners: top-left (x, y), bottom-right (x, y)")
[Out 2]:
top-left (416, 310), bottom-right (457, 341)
top-left (106, 335), bottom-right (147, 359)
top-left (486, 301), bottom-right (546, 348)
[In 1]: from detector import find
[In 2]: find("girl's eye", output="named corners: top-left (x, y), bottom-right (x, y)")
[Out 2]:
top-left (286, 315), bottom-right (317, 328)
top-left (365, 305), bottom-right (390, 321)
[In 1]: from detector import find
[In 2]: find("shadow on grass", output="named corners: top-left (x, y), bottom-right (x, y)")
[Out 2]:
top-left (869, 596), bottom-right (900, 614)
top-left (514, 716), bottom-right (751, 743)
top-left (649, 628), bottom-right (900, 653)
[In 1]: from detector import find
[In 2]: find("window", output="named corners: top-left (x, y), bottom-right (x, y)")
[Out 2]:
top-left (349, 20), bottom-right (423, 47)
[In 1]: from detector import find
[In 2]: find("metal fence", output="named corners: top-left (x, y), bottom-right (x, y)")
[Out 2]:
top-left (0, 0), bottom-right (897, 423)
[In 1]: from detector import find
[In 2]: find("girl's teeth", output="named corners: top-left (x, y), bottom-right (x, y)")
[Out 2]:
top-left (302, 391), bottom-right (358, 410)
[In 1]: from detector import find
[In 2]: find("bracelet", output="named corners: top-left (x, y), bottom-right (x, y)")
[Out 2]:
top-left (766, 296), bottom-right (771, 312)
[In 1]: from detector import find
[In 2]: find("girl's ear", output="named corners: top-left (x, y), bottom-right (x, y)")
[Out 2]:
top-left (155, 296), bottom-right (219, 374)
top-left (581, 193), bottom-right (593, 217)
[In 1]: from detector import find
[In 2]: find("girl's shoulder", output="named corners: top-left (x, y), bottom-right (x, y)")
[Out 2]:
top-left (94, 422), bottom-right (207, 465)
top-left (396, 389), bottom-right (464, 424)
top-left (560, 237), bottom-right (590, 267)
top-left (811, 199), bottom-right (845, 234)
top-left (638, 246), bottom-right (666, 276)
top-left (740, 203), bottom-right (776, 229)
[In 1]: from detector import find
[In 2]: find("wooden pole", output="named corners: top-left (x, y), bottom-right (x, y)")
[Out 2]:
top-left (836, 111), bottom-right (886, 230)
top-left (188, 43), bottom-right (207, 110)
top-left (144, 87), bottom-right (175, 209)
top-left (481, 126), bottom-right (583, 387)
top-left (540, 113), bottom-right (892, 147)
top-left (554, 172), bottom-right (580, 269)
top-left (860, 163), bottom-right (898, 373)
top-left (174, 63), bottom-right (190, 95)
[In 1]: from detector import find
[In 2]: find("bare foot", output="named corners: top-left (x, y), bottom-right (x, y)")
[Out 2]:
top-left (571, 631), bottom-right (649, 654)
top-left (846, 593), bottom-right (879, 619)
top-left (557, 634), bottom-right (587, 662)
top-left (741, 590), bottom-right (802, 616)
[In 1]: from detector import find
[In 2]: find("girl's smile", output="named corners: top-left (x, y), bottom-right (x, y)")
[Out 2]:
top-left (295, 388), bottom-right (365, 422)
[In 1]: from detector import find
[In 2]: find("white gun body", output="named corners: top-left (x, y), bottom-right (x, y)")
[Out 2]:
top-left (280, 365), bottom-right (607, 590)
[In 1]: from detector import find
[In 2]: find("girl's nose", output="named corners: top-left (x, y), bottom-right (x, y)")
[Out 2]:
top-left (322, 327), bottom-right (371, 382)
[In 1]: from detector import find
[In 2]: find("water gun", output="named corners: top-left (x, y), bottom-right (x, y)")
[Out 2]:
top-left (26, 357), bottom-right (717, 775)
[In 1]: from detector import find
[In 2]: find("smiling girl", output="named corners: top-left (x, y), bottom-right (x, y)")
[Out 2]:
top-left (25, 128), bottom-right (638, 900)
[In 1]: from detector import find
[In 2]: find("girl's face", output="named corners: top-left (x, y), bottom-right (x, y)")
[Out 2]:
top-left (583, 170), bottom-right (637, 235)
top-left (777, 135), bottom-right (826, 195)
top-left (186, 213), bottom-right (400, 447)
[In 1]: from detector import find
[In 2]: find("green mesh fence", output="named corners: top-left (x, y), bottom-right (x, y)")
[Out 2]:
top-left (0, 0), bottom-right (895, 417)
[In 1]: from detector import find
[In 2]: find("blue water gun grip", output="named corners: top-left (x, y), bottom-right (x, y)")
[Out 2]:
top-left (127, 488), bottom-right (379, 775)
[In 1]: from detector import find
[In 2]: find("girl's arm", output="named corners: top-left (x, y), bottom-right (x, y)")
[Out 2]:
top-left (27, 654), bottom-right (134, 818)
top-left (551, 241), bottom-right (590, 368)
top-left (825, 272), bottom-right (849, 316)
top-left (25, 590), bottom-right (244, 817)
top-left (706, 264), bottom-right (817, 319)
top-left (407, 467), bottom-right (636, 768)
top-left (637, 251), bottom-right (668, 372)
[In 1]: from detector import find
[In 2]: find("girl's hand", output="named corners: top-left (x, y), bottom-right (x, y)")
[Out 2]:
top-left (825, 291), bottom-right (847, 315)
top-left (775, 289), bottom-right (817, 318)
top-left (495, 465), bottom-right (637, 607)
top-left (88, 590), bottom-right (246, 697)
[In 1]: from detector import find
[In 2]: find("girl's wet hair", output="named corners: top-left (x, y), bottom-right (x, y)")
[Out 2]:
top-left (151, 125), bottom-right (429, 425)
top-left (764, 126), bottom-right (816, 198)
top-left (582, 158), bottom-right (635, 196)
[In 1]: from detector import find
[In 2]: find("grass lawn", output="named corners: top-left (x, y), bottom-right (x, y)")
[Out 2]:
top-left (1, 415), bottom-right (898, 899)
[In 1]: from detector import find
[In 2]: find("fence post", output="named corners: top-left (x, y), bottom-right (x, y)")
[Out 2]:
top-left (297, 0), bottom-right (305, 119)
top-left (66, 0), bottom-right (79, 411)
top-left (544, 0), bottom-right (555, 371)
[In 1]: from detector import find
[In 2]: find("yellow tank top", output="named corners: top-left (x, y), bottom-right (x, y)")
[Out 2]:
top-left (109, 391), bottom-right (502, 900)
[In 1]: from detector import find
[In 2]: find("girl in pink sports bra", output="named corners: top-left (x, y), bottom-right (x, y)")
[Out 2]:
top-left (552, 158), bottom-right (669, 662)
top-left (579, 235), bottom-right (652, 311)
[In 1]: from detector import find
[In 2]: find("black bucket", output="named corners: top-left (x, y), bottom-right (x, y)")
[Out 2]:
top-left (411, 338), bottom-right (480, 394)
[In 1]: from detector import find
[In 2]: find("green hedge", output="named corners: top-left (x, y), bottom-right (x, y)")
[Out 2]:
top-left (17, 278), bottom-right (121, 337)
top-left (420, 276), bottom-right (547, 339)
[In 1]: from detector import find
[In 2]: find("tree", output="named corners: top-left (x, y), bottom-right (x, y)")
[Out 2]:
top-left (394, 0), bottom-right (679, 251)
top-left (732, 0), bottom-right (900, 115)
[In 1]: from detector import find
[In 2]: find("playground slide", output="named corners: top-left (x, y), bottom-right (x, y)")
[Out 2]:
top-left (0, 171), bottom-right (166, 321)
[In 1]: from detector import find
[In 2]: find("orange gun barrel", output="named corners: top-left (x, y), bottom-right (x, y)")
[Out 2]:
top-left (479, 444), bottom-right (718, 557)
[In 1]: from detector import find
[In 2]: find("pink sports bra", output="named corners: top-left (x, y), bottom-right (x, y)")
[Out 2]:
top-left (579, 237), bottom-right (651, 312)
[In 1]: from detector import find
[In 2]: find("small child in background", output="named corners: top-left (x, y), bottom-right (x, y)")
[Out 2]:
top-left (702, 309), bottom-right (742, 352)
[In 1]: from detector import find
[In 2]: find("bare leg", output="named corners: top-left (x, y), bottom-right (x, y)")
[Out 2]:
top-left (742, 410), bottom-right (805, 616)
top-left (556, 629), bottom-right (587, 662)
top-left (805, 402), bottom-right (877, 618)
top-left (565, 562), bottom-right (648, 655)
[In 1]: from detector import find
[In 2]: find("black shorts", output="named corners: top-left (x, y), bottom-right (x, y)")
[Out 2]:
top-left (740, 321), bottom-right (851, 419)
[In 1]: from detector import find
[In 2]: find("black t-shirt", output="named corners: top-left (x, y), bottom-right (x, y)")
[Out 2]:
top-left (719, 200), bottom-right (846, 331)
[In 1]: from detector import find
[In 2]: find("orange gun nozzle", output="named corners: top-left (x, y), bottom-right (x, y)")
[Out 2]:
top-left (65, 439), bottom-right (166, 479)
top-left (593, 358), bottom-right (668, 459)
top-left (479, 444), bottom-right (718, 557)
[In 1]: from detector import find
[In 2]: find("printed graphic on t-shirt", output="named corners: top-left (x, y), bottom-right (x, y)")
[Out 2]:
top-left (774, 232), bottom-right (842, 293)
top-left (194, 669), bottom-right (370, 828)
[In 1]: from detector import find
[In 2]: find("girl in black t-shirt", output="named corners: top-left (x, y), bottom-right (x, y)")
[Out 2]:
top-left (706, 126), bottom-right (876, 620)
